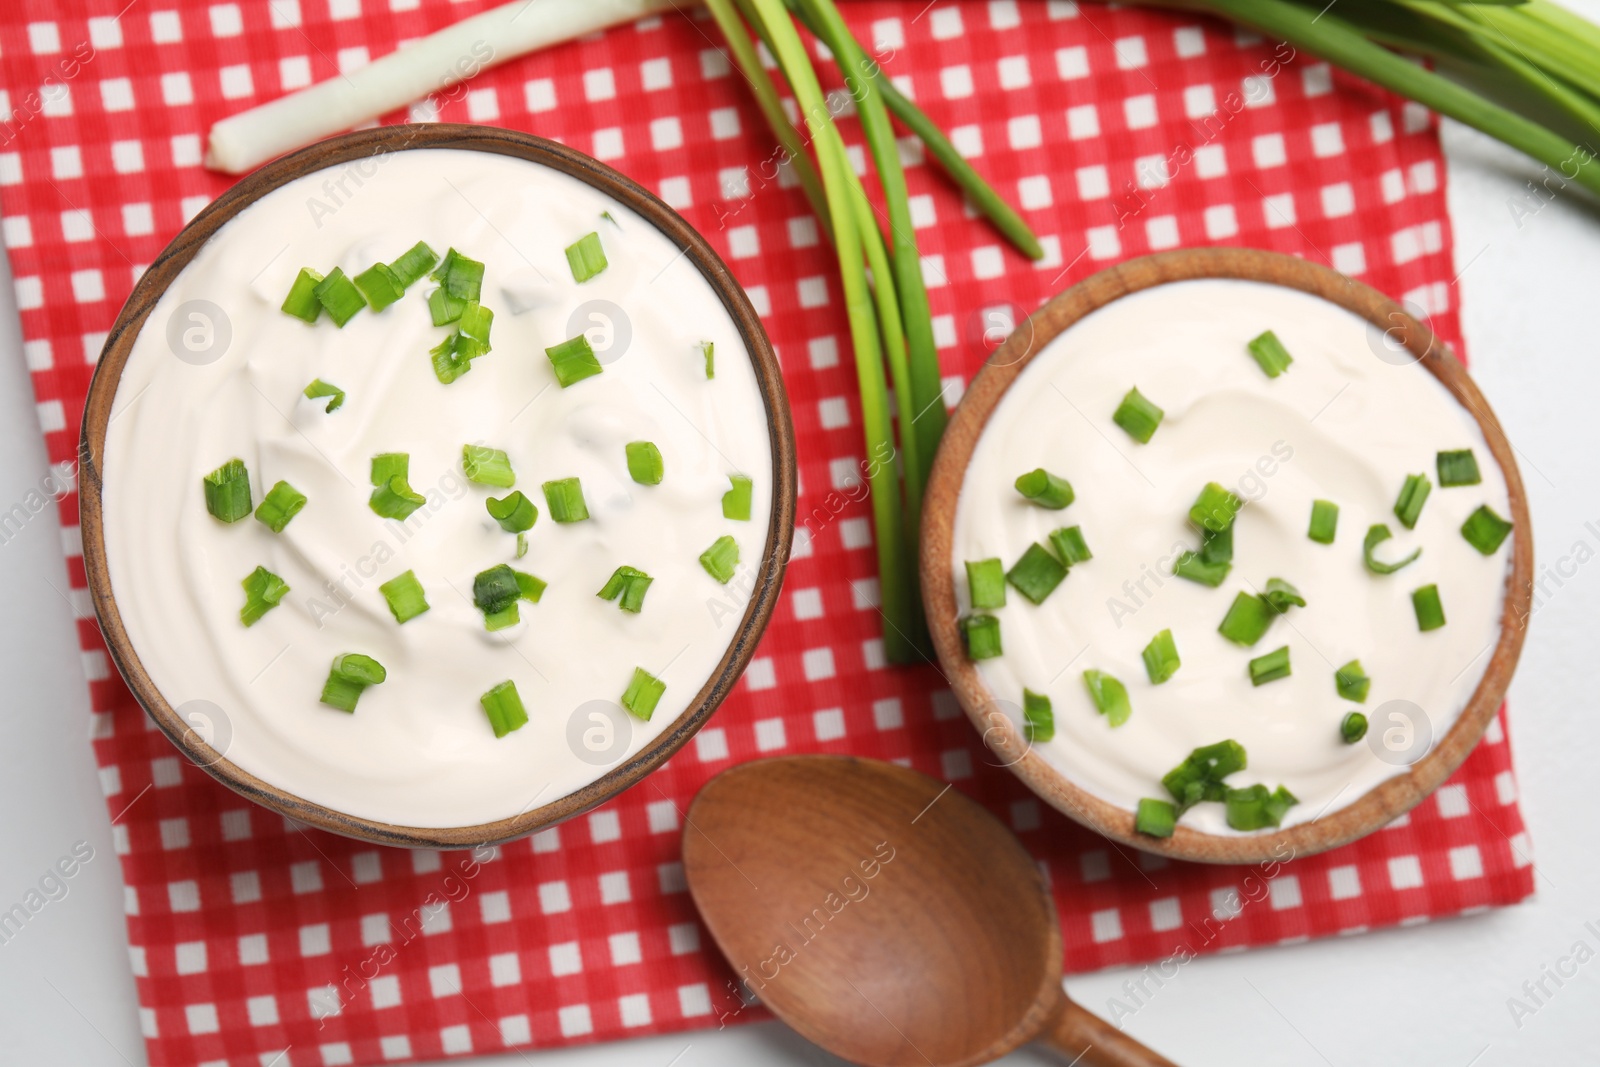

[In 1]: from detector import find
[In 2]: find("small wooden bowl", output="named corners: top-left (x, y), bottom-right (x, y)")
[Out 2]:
top-left (921, 248), bottom-right (1532, 864)
top-left (78, 125), bottom-right (796, 849)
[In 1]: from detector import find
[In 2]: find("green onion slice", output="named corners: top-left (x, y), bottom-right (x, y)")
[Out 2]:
top-left (303, 378), bottom-right (345, 413)
top-left (371, 453), bottom-right (408, 486)
top-left (1335, 659), bottom-right (1371, 703)
top-left (1437, 449), bottom-right (1482, 487)
top-left (462, 444), bottom-right (515, 488)
top-left (353, 262), bottom-right (405, 312)
top-left (458, 300), bottom-right (493, 347)
top-left (1049, 525), bottom-right (1093, 565)
top-left (369, 470), bottom-right (426, 521)
top-left (1112, 386), bottom-right (1164, 444)
top-left (542, 477), bottom-right (589, 523)
top-left (1394, 473), bottom-right (1432, 530)
top-left (239, 565), bottom-right (289, 626)
top-left (1247, 329), bottom-right (1294, 378)
top-left (281, 267), bottom-right (324, 323)
top-left (312, 267), bottom-right (366, 327)
top-left (1308, 499), bottom-right (1339, 544)
top-left (1162, 740), bottom-right (1247, 812)
top-left (622, 667), bottom-right (666, 720)
top-left (1261, 577), bottom-right (1306, 614)
top-left (1135, 798), bottom-right (1177, 838)
top-left (1022, 688), bottom-right (1054, 743)
top-left (565, 231), bottom-right (608, 283)
top-left (1199, 522), bottom-right (1233, 566)
top-left (378, 569), bottom-right (429, 623)
top-left (254, 480), bottom-right (306, 533)
top-left (484, 604), bottom-right (521, 631)
top-left (486, 491), bottom-right (538, 533)
top-left (597, 565), bottom-right (653, 613)
top-left (1225, 783), bottom-right (1298, 830)
top-left (700, 535), bottom-right (740, 584)
top-left (1006, 543), bottom-right (1067, 605)
top-left (319, 652), bottom-right (386, 713)
top-left (960, 614), bottom-right (1002, 660)
top-left (1412, 584), bottom-right (1447, 631)
top-left (701, 340), bottom-right (715, 380)
top-left (430, 333), bottom-right (473, 384)
top-left (1142, 629), bottom-right (1181, 684)
top-left (1083, 669), bottom-right (1131, 728)
top-left (480, 680), bottom-right (529, 738)
top-left (722, 475), bottom-right (753, 521)
top-left (546, 334), bottom-right (604, 388)
top-left (473, 564), bottom-right (521, 615)
top-left (429, 247), bottom-right (458, 283)
top-left (1363, 523), bottom-right (1422, 575)
top-left (389, 241), bottom-right (438, 289)
top-left (965, 558), bottom-right (1006, 610)
top-left (1189, 482), bottom-right (1243, 533)
top-left (442, 249), bottom-right (484, 302)
top-left (1341, 711), bottom-right (1369, 744)
top-left (429, 286), bottom-right (466, 327)
top-left (1014, 468), bottom-right (1074, 509)
top-left (1173, 552), bottom-right (1231, 587)
top-left (1248, 645), bottom-right (1292, 686)
top-left (1218, 591), bottom-right (1274, 647)
top-left (626, 441), bottom-right (664, 485)
top-left (203, 458), bottom-right (252, 523)
top-left (516, 532), bottom-right (529, 559)
top-left (1461, 504), bottom-right (1513, 555)
top-left (514, 569), bottom-right (547, 603)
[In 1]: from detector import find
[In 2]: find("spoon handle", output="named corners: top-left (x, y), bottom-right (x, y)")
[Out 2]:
top-left (1040, 1000), bottom-right (1179, 1067)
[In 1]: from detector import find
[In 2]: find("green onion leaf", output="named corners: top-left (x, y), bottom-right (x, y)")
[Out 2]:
top-left (254, 480), bottom-right (306, 533)
top-left (622, 667), bottom-right (666, 720)
top-left (484, 604), bottom-right (521, 631)
top-left (701, 340), bottom-right (715, 380)
top-left (388, 241), bottom-right (438, 289)
top-left (1247, 329), bottom-right (1294, 378)
top-left (428, 286), bottom-right (466, 327)
top-left (1173, 552), bottom-right (1231, 587)
top-left (960, 614), bottom-right (1002, 660)
top-left (1189, 482), bottom-right (1243, 533)
top-left (1248, 645), bottom-right (1292, 686)
top-left (369, 475), bottom-right (426, 520)
top-left (514, 569), bottom-right (546, 603)
top-left (1142, 629), bottom-right (1181, 684)
top-left (353, 262), bottom-right (405, 312)
top-left (545, 334), bottom-right (604, 387)
top-left (542, 477), bottom-right (589, 523)
top-left (1363, 523), bottom-right (1422, 574)
top-left (1022, 688), bottom-right (1054, 743)
top-left (319, 653), bottom-right (386, 712)
top-left (1262, 577), bottom-right (1306, 614)
top-left (965, 558), bottom-right (1006, 610)
top-left (700, 535), bottom-right (740, 584)
top-left (1412, 584), bottom-right (1447, 631)
top-left (722, 474), bottom-right (753, 521)
top-left (1462, 504), bottom-right (1514, 555)
top-left (1225, 783), bottom-right (1298, 830)
top-left (303, 378), bottom-right (345, 413)
top-left (486, 491), bottom-right (538, 533)
top-left (281, 267), bottom-right (324, 323)
top-left (1341, 711), bottom-right (1369, 744)
top-left (565, 231), bottom-right (608, 283)
top-left (1049, 526), bottom-right (1093, 566)
top-left (516, 532), bottom-right (528, 559)
top-left (1336, 659), bottom-right (1371, 703)
top-left (203, 458), bottom-right (252, 523)
top-left (1014, 468), bottom-right (1075, 509)
top-left (1218, 591), bottom-right (1274, 647)
top-left (1083, 669), bottom-right (1131, 727)
top-left (597, 565), bottom-right (653, 613)
top-left (626, 441), bottom-right (664, 485)
top-left (473, 565), bottom-right (521, 616)
top-left (1308, 499), bottom-right (1339, 544)
top-left (462, 444), bottom-right (515, 488)
top-left (430, 333), bottom-right (473, 384)
top-left (1135, 798), bottom-right (1177, 838)
top-left (370, 453), bottom-right (408, 486)
top-left (1199, 522), bottom-right (1233, 566)
top-left (479, 680), bottom-right (529, 738)
top-left (1112, 386), bottom-right (1164, 443)
top-left (378, 569), bottom-right (429, 623)
top-left (1394, 473), bottom-right (1432, 530)
top-left (1437, 449), bottom-right (1482, 487)
top-left (239, 565), bottom-right (289, 626)
top-left (312, 267), bottom-right (366, 327)
top-left (429, 247), bottom-right (458, 284)
top-left (1162, 740), bottom-right (1247, 812)
top-left (1006, 543), bottom-right (1068, 605)
top-left (443, 250), bottom-right (484, 302)
top-left (458, 300), bottom-right (493, 347)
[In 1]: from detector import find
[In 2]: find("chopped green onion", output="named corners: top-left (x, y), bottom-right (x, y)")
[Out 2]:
top-left (965, 558), bottom-right (1006, 610)
top-left (254, 480), bottom-right (306, 533)
top-left (1394, 473), bottom-right (1432, 530)
top-left (1173, 551), bottom-right (1231, 587)
top-left (486, 491), bottom-right (537, 533)
top-left (1247, 329), bottom-right (1294, 378)
top-left (701, 340), bottom-right (715, 380)
top-left (442, 249), bottom-right (484, 302)
top-left (473, 565), bottom-right (521, 627)
top-left (371, 453), bottom-right (408, 486)
top-left (1162, 740), bottom-right (1247, 811)
top-left (514, 569), bottom-right (546, 603)
top-left (626, 441), bottom-right (663, 485)
top-left (484, 604), bottom-right (521, 631)
top-left (1336, 659), bottom-right (1371, 703)
top-left (1199, 522), bottom-right (1233, 566)
top-left (353, 262), bottom-right (405, 312)
top-left (462, 444), bottom-right (515, 488)
top-left (1022, 688), bottom-right (1054, 743)
top-left (1006, 543), bottom-right (1068, 605)
top-left (1262, 577), bottom-right (1306, 614)
top-left (565, 231), bottom-right (608, 283)
top-left (378, 569), bottom-right (429, 623)
top-left (1014, 468), bottom-right (1074, 509)
top-left (1142, 629), bottom-right (1181, 684)
top-left (1049, 526), bottom-right (1093, 566)
top-left (428, 286), bottom-right (466, 327)
top-left (545, 334), bottom-right (604, 388)
top-left (1224, 783), bottom-right (1298, 830)
top-left (723, 475), bottom-right (753, 521)
top-left (622, 667), bottom-right (666, 720)
top-left (430, 334), bottom-right (473, 384)
top-left (203, 458), bottom-right (252, 522)
top-left (369, 463), bottom-right (426, 521)
top-left (312, 267), bottom-right (366, 327)
top-left (1437, 449), bottom-right (1482, 487)
top-left (1135, 798), bottom-right (1177, 838)
top-left (542, 478), bottom-right (589, 523)
top-left (1189, 482), bottom-right (1243, 533)
top-left (960, 614), bottom-right (1002, 660)
top-left (1363, 523), bottom-right (1422, 575)
top-left (597, 565), bottom-right (653, 613)
top-left (700, 535), bottom-right (740, 584)
top-left (388, 241), bottom-right (438, 289)
top-left (429, 247), bottom-right (458, 283)
top-left (516, 532), bottom-right (528, 559)
top-left (319, 652), bottom-right (386, 712)
top-left (1248, 645), bottom-right (1292, 686)
top-left (1462, 505), bottom-right (1514, 555)
top-left (1412, 584), bottom-right (1447, 631)
top-left (1341, 711), bottom-right (1369, 744)
top-left (1082, 669), bottom-right (1131, 728)
top-left (458, 300), bottom-right (493, 347)
top-left (1218, 591), bottom-right (1274, 647)
top-left (239, 565), bottom-right (289, 626)
top-left (281, 267), bottom-right (324, 322)
top-left (303, 378), bottom-right (345, 413)
top-left (479, 680), bottom-right (529, 738)
top-left (1112, 386), bottom-right (1164, 444)
top-left (1308, 499), bottom-right (1339, 544)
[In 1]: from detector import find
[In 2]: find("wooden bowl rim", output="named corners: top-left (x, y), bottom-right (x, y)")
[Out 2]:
top-left (919, 247), bottom-right (1533, 865)
top-left (77, 124), bottom-right (797, 849)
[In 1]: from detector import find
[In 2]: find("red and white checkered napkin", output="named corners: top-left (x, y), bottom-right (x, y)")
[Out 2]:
top-left (0, 1), bottom-right (1534, 1063)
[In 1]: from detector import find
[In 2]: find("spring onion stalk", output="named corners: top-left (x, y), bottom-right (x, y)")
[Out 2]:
top-left (1162, 739), bottom-right (1247, 812)
top-left (1336, 659), bottom-right (1371, 703)
top-left (1412, 583), bottom-right (1447, 631)
top-left (281, 268), bottom-right (323, 322)
top-left (1006, 543), bottom-right (1068, 605)
top-left (1189, 482), bottom-right (1243, 533)
top-left (1135, 798), bottom-right (1177, 838)
top-left (1173, 551), bottom-right (1231, 587)
top-left (1142, 629), bottom-right (1181, 684)
top-left (1261, 577), bottom-right (1306, 615)
top-left (1113, 387), bottom-right (1165, 443)
top-left (320, 653), bottom-right (386, 713)
top-left (622, 667), bottom-right (667, 720)
top-left (353, 262), bottom-right (406, 312)
top-left (1437, 449), bottom-right (1482, 488)
top-left (626, 441), bottom-right (664, 485)
top-left (462, 444), bottom-right (515, 488)
top-left (203, 458), bottom-right (252, 522)
top-left (700, 535), bottom-right (741, 584)
top-left (598, 565), bottom-right (653, 613)
top-left (389, 241), bottom-right (439, 289)
top-left (542, 477), bottom-right (589, 523)
top-left (1363, 523), bottom-right (1422, 574)
top-left (565, 232), bottom-right (608, 283)
top-left (1022, 688), bottom-right (1054, 743)
top-left (240, 565), bottom-right (289, 626)
top-left (1246, 329), bottom-right (1294, 378)
top-left (1014, 468), bottom-right (1075, 509)
top-left (1050, 526), bottom-right (1093, 566)
top-left (312, 267), bottom-right (365, 327)
top-left (701, 341), bottom-right (715, 380)
top-left (960, 614), bottom-right (1002, 660)
top-left (1083, 669), bottom-right (1132, 727)
top-left (1341, 711), bottom-right (1369, 744)
top-left (1199, 522), bottom-right (1233, 566)
top-left (1224, 783), bottom-right (1298, 830)
top-left (1218, 591), bottom-right (1274, 646)
top-left (486, 491), bottom-right (538, 533)
top-left (1461, 504), bottom-right (1514, 555)
top-left (1308, 499), bottom-right (1339, 544)
top-left (1394, 473), bottom-right (1432, 530)
top-left (722, 474), bottom-right (754, 521)
top-left (368, 453), bottom-right (425, 521)
top-left (303, 378), bottom-right (345, 413)
top-left (965, 558), bottom-right (1007, 610)
top-left (429, 287), bottom-right (465, 327)
top-left (378, 569), bottom-right (430, 623)
top-left (1248, 645), bottom-right (1292, 686)
top-left (546, 335), bottom-right (604, 388)
top-left (515, 569), bottom-right (547, 603)
top-left (480, 680), bottom-right (529, 738)
top-left (254, 480), bottom-right (306, 533)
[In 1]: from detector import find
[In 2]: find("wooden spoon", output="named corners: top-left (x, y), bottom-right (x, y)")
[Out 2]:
top-left (682, 754), bottom-right (1177, 1067)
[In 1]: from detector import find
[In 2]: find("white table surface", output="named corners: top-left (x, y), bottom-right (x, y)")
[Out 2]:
top-left (2, 98), bottom-right (1598, 1067)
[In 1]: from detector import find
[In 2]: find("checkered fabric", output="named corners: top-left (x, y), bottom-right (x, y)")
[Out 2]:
top-left (0, 1), bottom-right (1535, 1064)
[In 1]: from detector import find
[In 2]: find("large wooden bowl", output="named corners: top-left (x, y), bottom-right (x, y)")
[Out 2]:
top-left (920, 248), bottom-right (1532, 864)
top-left (78, 125), bottom-right (796, 849)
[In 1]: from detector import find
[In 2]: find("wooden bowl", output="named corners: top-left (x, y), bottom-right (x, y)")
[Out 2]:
top-left (920, 248), bottom-right (1532, 864)
top-left (77, 125), bottom-right (796, 849)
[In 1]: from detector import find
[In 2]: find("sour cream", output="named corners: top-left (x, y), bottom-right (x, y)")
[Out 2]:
top-left (951, 279), bottom-right (1512, 835)
top-left (101, 149), bottom-right (773, 829)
